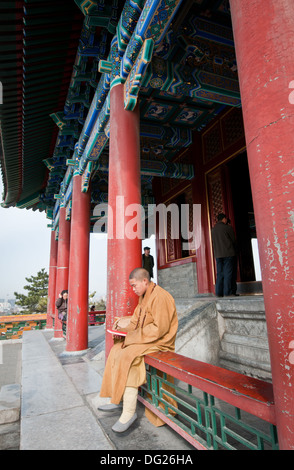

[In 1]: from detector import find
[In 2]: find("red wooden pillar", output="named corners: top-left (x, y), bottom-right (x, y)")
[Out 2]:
top-left (46, 230), bottom-right (58, 329)
top-left (54, 207), bottom-right (71, 338)
top-left (106, 83), bottom-right (142, 357)
top-left (230, 0), bottom-right (294, 449)
top-left (66, 174), bottom-right (91, 352)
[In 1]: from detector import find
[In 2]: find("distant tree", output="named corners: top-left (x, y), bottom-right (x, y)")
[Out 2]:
top-left (14, 268), bottom-right (49, 314)
top-left (96, 298), bottom-right (106, 310)
top-left (89, 291), bottom-right (96, 306)
top-left (88, 291), bottom-right (106, 311)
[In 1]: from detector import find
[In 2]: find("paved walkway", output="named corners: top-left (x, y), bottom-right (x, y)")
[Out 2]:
top-left (18, 327), bottom-right (194, 451)
top-left (20, 329), bottom-right (112, 450)
top-left (0, 339), bottom-right (22, 450)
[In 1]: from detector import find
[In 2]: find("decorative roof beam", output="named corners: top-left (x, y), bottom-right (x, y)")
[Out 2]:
top-left (53, 0), bottom-right (185, 227)
top-left (74, 1), bottom-right (144, 164)
top-left (93, 155), bottom-right (194, 180)
top-left (77, 0), bottom-right (184, 176)
top-left (124, 38), bottom-right (154, 110)
top-left (74, 0), bottom-right (119, 34)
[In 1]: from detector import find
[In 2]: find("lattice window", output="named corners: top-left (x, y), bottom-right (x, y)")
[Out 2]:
top-left (207, 168), bottom-right (225, 225)
top-left (184, 187), bottom-right (196, 255)
top-left (202, 122), bottom-right (223, 164)
top-left (221, 108), bottom-right (244, 150)
top-left (166, 209), bottom-right (176, 261)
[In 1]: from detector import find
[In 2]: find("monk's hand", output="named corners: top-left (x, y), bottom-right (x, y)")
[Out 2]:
top-left (112, 318), bottom-right (120, 330)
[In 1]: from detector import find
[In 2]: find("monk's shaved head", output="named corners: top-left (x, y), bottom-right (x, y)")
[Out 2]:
top-left (129, 268), bottom-right (151, 297)
top-left (129, 268), bottom-right (150, 282)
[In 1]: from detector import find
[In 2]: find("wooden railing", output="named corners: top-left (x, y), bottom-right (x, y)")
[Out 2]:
top-left (0, 310), bottom-right (106, 340)
top-left (139, 351), bottom-right (279, 450)
top-left (88, 310), bottom-right (106, 325)
top-left (0, 314), bottom-right (47, 340)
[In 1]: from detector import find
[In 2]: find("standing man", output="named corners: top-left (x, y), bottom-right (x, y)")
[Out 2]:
top-left (98, 268), bottom-right (178, 433)
top-left (142, 246), bottom-right (154, 279)
top-left (211, 213), bottom-right (237, 297)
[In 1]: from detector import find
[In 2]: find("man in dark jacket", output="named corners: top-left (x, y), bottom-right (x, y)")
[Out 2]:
top-left (142, 246), bottom-right (154, 279)
top-left (56, 290), bottom-right (68, 321)
top-left (211, 213), bottom-right (236, 297)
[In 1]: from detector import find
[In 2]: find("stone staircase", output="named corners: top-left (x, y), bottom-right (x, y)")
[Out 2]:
top-left (175, 295), bottom-right (271, 382)
top-left (0, 384), bottom-right (21, 450)
top-left (216, 297), bottom-right (271, 381)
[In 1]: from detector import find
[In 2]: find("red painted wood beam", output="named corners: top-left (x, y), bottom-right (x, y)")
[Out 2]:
top-left (105, 83), bottom-right (142, 358)
top-left (46, 230), bottom-right (58, 329)
top-left (54, 207), bottom-right (70, 338)
top-left (66, 174), bottom-right (91, 352)
top-left (230, 0), bottom-right (294, 449)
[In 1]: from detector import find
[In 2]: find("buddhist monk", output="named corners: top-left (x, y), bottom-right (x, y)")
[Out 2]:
top-left (98, 267), bottom-right (178, 433)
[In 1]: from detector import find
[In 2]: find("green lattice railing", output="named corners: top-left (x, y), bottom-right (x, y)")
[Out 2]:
top-left (138, 361), bottom-right (279, 451)
top-left (0, 314), bottom-right (47, 340)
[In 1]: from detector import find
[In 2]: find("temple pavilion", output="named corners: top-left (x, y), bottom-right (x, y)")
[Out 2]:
top-left (0, 0), bottom-right (294, 449)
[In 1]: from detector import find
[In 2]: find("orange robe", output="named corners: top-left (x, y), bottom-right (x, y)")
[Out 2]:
top-left (100, 282), bottom-right (178, 422)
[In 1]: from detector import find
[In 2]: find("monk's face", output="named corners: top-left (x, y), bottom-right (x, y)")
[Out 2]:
top-left (129, 277), bottom-right (149, 297)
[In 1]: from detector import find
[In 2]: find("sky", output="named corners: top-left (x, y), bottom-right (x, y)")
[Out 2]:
top-left (0, 174), bottom-right (156, 301)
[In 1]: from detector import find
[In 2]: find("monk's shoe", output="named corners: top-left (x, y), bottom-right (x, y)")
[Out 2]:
top-left (111, 413), bottom-right (137, 433)
top-left (98, 403), bottom-right (122, 411)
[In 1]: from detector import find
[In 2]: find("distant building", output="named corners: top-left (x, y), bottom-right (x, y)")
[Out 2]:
top-left (0, 302), bottom-right (12, 314)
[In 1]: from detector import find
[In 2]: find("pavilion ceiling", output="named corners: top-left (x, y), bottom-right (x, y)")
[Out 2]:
top-left (0, 0), bottom-right (239, 227)
top-left (0, 0), bottom-right (85, 209)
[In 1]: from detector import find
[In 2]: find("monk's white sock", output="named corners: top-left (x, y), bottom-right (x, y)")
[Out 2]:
top-left (119, 387), bottom-right (138, 424)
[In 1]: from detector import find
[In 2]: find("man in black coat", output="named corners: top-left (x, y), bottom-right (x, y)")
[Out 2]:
top-left (142, 246), bottom-right (154, 279)
top-left (211, 213), bottom-right (237, 297)
top-left (56, 290), bottom-right (68, 321)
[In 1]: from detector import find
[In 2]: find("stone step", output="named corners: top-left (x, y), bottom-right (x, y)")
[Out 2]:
top-left (174, 295), bottom-right (272, 381)
top-left (221, 333), bottom-right (270, 364)
top-left (216, 296), bottom-right (265, 315)
top-left (216, 298), bottom-right (269, 376)
top-left (219, 352), bottom-right (272, 381)
top-left (0, 384), bottom-right (20, 425)
top-left (0, 421), bottom-right (20, 450)
top-left (236, 281), bottom-right (263, 295)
